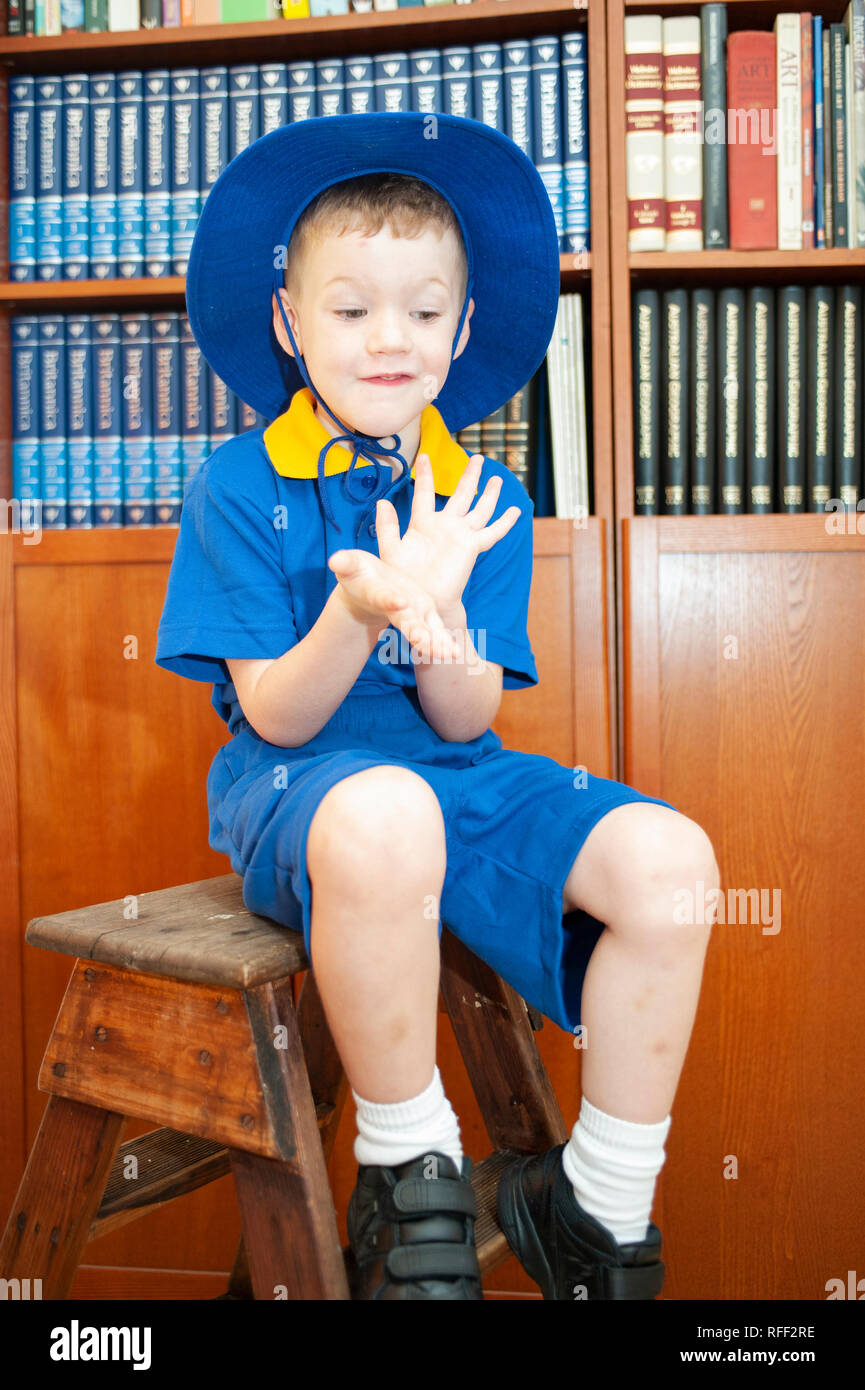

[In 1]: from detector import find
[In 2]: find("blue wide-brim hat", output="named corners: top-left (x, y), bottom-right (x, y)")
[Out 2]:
top-left (185, 111), bottom-right (561, 432)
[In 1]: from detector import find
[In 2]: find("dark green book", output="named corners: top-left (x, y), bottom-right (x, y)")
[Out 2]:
top-left (689, 288), bottom-right (715, 513)
top-left (502, 377), bottom-right (538, 499)
top-left (85, 0), bottom-right (107, 31)
top-left (456, 419), bottom-right (483, 461)
top-left (777, 285), bottom-right (806, 513)
top-left (835, 283), bottom-right (862, 508)
top-left (480, 405), bottom-right (506, 480)
top-left (745, 286), bottom-right (775, 513)
top-left (830, 24), bottom-right (849, 246)
top-left (662, 289), bottom-right (688, 514)
top-left (716, 288), bottom-right (745, 514)
top-left (701, 5), bottom-right (729, 249)
top-left (632, 288), bottom-right (661, 515)
top-left (807, 285), bottom-right (834, 511)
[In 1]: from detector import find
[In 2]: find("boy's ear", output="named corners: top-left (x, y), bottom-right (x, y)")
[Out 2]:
top-left (452, 298), bottom-right (474, 362)
top-left (272, 289), bottom-right (300, 359)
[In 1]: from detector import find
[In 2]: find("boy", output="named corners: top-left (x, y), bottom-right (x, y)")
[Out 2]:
top-left (156, 112), bottom-right (720, 1301)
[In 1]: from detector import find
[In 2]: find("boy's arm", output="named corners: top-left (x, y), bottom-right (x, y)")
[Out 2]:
top-left (227, 586), bottom-right (384, 747)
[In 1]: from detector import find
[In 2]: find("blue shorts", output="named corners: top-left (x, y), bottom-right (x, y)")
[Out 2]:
top-left (206, 686), bottom-right (678, 1034)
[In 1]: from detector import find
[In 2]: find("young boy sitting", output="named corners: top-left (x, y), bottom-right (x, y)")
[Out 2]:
top-left (156, 111), bottom-right (720, 1301)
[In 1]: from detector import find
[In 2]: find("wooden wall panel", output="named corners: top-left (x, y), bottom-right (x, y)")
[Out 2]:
top-left (622, 516), bottom-right (865, 1300)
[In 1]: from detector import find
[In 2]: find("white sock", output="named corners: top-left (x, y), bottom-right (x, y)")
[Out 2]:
top-left (352, 1064), bottom-right (464, 1172)
top-left (561, 1095), bottom-right (672, 1247)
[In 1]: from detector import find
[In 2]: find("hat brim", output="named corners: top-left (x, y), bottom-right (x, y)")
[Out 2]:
top-left (186, 111), bottom-right (561, 431)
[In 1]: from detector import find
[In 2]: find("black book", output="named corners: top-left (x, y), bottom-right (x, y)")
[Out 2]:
top-left (806, 285), bottom-right (834, 511)
top-left (632, 288), bottom-right (661, 515)
top-left (777, 285), bottom-right (806, 513)
top-left (835, 283), bottom-right (862, 509)
top-left (830, 25), bottom-right (849, 248)
top-left (690, 288), bottom-right (715, 513)
top-left (745, 286), bottom-right (775, 513)
top-left (662, 289), bottom-right (689, 514)
top-left (701, 5), bottom-right (729, 249)
top-left (717, 287), bottom-right (745, 513)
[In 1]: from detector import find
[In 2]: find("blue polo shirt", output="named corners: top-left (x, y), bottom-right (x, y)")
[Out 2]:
top-left (155, 386), bottom-right (538, 735)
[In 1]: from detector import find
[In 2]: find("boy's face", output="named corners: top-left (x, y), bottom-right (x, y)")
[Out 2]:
top-left (271, 222), bottom-right (473, 458)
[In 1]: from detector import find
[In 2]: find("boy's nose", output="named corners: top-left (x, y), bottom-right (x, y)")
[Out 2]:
top-left (365, 312), bottom-right (412, 353)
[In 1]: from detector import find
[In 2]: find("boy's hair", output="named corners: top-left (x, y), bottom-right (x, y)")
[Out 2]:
top-left (282, 172), bottom-right (469, 306)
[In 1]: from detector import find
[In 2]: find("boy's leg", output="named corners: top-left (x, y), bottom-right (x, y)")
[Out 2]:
top-left (305, 763), bottom-right (444, 1104)
top-left (305, 764), bottom-right (482, 1300)
top-left (497, 801), bottom-right (719, 1297)
top-left (562, 801), bottom-right (719, 1124)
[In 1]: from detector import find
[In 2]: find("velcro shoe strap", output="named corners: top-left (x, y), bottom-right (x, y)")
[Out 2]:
top-left (386, 1242), bottom-right (480, 1281)
top-left (598, 1259), bottom-right (665, 1300)
top-left (392, 1177), bottom-right (478, 1219)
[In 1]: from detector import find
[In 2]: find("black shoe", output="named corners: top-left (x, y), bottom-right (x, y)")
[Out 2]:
top-left (497, 1143), bottom-right (665, 1301)
top-left (346, 1149), bottom-right (484, 1300)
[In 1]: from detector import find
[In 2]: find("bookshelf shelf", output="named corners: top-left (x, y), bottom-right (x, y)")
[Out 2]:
top-left (4, 513), bottom-right (570, 563)
top-left (0, 276), bottom-right (188, 309)
top-left (630, 511), bottom-right (865, 552)
top-left (629, 247), bottom-right (865, 284)
top-left (0, 0), bottom-right (588, 74)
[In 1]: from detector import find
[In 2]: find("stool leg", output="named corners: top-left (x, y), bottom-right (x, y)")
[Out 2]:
top-left (439, 927), bottom-right (568, 1152)
top-left (225, 970), bottom-right (349, 1299)
top-left (0, 1095), bottom-right (125, 1299)
top-left (230, 976), bottom-right (349, 1300)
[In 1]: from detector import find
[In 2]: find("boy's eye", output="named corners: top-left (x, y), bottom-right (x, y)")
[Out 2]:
top-left (333, 309), bottom-right (441, 322)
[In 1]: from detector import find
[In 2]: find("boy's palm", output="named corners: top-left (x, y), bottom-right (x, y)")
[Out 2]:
top-left (374, 452), bottom-right (521, 613)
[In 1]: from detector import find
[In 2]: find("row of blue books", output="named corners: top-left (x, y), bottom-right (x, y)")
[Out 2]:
top-left (7, 33), bottom-right (589, 281)
top-left (11, 312), bottom-right (267, 528)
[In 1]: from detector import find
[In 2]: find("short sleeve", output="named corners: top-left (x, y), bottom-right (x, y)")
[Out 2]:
top-left (155, 436), bottom-right (299, 684)
top-left (460, 459), bottom-right (538, 689)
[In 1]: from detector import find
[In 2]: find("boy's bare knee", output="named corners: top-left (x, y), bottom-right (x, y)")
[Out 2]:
top-left (306, 765), bottom-right (446, 882)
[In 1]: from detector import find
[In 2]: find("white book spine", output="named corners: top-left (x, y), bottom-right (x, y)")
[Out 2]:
top-left (109, 0), bottom-right (140, 31)
top-left (571, 294), bottom-right (590, 523)
top-left (662, 16), bottom-right (703, 251)
top-left (625, 15), bottom-right (666, 252)
top-left (775, 13), bottom-right (803, 249)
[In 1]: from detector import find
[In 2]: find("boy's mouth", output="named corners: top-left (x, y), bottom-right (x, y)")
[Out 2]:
top-left (363, 374), bottom-right (412, 385)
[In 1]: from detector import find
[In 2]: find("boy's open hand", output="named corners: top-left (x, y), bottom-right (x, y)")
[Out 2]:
top-left (328, 548), bottom-right (461, 664)
top-left (373, 452), bottom-right (521, 616)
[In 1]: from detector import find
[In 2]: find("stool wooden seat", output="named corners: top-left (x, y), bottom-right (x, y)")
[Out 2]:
top-left (1, 873), bottom-right (568, 1300)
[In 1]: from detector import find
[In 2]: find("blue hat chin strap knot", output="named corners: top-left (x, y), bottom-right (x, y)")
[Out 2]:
top-left (271, 256), bottom-right (474, 542)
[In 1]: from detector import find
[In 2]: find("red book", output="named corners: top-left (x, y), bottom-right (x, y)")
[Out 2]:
top-left (728, 31), bottom-right (779, 249)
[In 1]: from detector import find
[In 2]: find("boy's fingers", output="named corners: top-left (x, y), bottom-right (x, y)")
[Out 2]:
top-left (444, 452), bottom-right (484, 515)
top-left (475, 505), bottom-right (521, 552)
top-left (411, 452), bottom-right (435, 519)
top-left (373, 497), bottom-right (400, 554)
top-left (465, 474), bottom-right (504, 529)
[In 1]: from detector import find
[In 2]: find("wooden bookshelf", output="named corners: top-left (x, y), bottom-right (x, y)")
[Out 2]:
top-left (4, 0), bottom-right (862, 1307)
top-left (0, 0), bottom-right (616, 1305)
top-left (606, 0), bottom-right (865, 1303)
top-left (0, 0), bottom-right (588, 72)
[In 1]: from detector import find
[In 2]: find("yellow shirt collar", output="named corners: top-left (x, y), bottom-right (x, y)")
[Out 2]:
top-left (263, 387), bottom-right (472, 497)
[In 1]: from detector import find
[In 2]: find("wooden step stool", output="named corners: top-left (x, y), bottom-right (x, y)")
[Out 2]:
top-left (1, 873), bottom-right (568, 1300)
